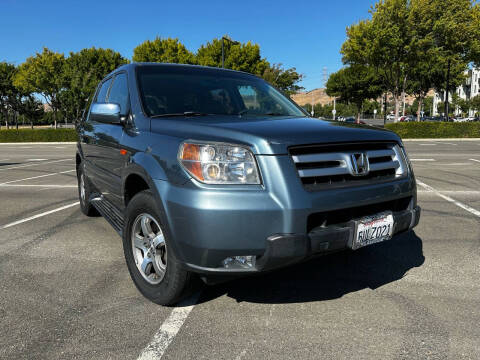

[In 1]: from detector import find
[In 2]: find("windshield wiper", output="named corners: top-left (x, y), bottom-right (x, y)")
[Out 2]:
top-left (150, 111), bottom-right (210, 118)
top-left (263, 112), bottom-right (290, 116)
top-left (238, 110), bottom-right (292, 117)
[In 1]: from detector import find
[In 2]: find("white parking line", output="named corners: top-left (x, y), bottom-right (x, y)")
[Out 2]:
top-left (0, 158), bottom-right (10, 162)
top-left (0, 202), bottom-right (79, 230)
top-left (441, 163), bottom-right (472, 166)
top-left (410, 158), bottom-right (435, 162)
top-left (417, 180), bottom-right (480, 217)
top-left (0, 184), bottom-right (77, 188)
top-left (0, 159), bottom-right (71, 171)
top-left (470, 159), bottom-right (480, 163)
top-left (419, 144), bottom-right (437, 146)
top-left (0, 170), bottom-right (76, 185)
top-left (418, 190), bottom-right (480, 195)
top-left (137, 292), bottom-right (200, 360)
top-left (26, 158), bottom-right (48, 161)
top-left (438, 142), bottom-right (458, 146)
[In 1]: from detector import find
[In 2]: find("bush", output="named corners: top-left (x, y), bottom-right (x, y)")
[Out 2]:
top-left (0, 129), bottom-right (77, 142)
top-left (385, 122), bottom-right (480, 138)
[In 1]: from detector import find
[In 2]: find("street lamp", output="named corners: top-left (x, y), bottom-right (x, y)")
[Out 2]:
top-left (221, 36), bottom-right (240, 68)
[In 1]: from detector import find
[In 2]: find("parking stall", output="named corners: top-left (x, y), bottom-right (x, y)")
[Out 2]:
top-left (0, 140), bottom-right (479, 359)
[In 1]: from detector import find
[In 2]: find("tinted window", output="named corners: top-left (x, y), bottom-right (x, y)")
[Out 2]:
top-left (136, 66), bottom-right (306, 118)
top-left (108, 73), bottom-right (129, 115)
top-left (96, 78), bottom-right (112, 102)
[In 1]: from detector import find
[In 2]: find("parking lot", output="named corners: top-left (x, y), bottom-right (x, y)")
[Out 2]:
top-left (0, 140), bottom-right (479, 360)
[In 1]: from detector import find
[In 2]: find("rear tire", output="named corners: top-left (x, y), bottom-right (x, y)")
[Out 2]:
top-left (123, 190), bottom-right (195, 305)
top-left (77, 163), bottom-right (98, 216)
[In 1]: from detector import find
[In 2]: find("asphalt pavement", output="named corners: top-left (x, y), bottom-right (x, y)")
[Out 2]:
top-left (0, 140), bottom-right (479, 360)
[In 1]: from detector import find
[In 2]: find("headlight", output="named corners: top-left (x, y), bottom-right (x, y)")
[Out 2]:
top-left (178, 142), bottom-right (261, 184)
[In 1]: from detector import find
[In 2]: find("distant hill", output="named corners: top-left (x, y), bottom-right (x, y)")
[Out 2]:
top-left (290, 88), bottom-right (333, 106)
top-left (290, 88), bottom-right (436, 107)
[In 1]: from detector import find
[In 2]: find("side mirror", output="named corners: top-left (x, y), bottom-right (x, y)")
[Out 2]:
top-left (90, 103), bottom-right (122, 124)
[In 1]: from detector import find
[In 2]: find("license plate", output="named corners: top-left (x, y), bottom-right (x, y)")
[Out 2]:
top-left (351, 212), bottom-right (394, 250)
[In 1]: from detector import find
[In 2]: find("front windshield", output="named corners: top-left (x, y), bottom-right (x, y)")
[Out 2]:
top-left (136, 65), bottom-right (307, 118)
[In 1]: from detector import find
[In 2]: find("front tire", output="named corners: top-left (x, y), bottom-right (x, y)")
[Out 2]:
top-left (123, 190), bottom-right (194, 305)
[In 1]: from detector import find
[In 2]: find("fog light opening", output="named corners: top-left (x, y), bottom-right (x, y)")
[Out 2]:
top-left (221, 255), bottom-right (256, 269)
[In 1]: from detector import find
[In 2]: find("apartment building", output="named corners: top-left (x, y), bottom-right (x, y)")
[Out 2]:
top-left (433, 67), bottom-right (480, 117)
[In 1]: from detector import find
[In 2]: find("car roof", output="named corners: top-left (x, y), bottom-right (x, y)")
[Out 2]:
top-left (108, 62), bottom-right (259, 79)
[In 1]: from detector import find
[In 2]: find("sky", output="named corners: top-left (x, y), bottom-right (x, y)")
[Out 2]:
top-left (0, 0), bottom-right (376, 91)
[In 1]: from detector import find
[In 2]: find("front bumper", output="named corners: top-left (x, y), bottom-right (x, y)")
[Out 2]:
top-left (152, 154), bottom-right (419, 277)
top-left (181, 205), bottom-right (420, 276)
top-left (255, 205), bottom-right (420, 272)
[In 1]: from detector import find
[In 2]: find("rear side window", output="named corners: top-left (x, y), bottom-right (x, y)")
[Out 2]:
top-left (107, 73), bottom-right (129, 115)
top-left (96, 78), bottom-right (112, 102)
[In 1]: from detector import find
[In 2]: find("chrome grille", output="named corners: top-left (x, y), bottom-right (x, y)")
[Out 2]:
top-left (290, 142), bottom-right (407, 190)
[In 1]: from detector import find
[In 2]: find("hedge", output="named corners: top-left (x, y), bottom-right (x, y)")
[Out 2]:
top-left (0, 129), bottom-right (77, 142)
top-left (384, 122), bottom-right (480, 138)
top-left (1, 123), bottom-right (480, 142)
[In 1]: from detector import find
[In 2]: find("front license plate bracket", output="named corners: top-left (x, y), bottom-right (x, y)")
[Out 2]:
top-left (349, 212), bottom-right (394, 250)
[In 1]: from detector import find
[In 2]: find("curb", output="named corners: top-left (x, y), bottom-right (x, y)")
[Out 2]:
top-left (0, 142), bottom-right (76, 145)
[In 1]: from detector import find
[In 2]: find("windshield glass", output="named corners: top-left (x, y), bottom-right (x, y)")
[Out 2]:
top-left (136, 65), bottom-right (306, 118)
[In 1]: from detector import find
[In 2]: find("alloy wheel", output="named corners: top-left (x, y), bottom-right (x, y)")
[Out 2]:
top-left (131, 213), bottom-right (167, 284)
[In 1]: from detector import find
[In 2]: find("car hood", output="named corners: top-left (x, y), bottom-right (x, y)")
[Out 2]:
top-left (150, 115), bottom-right (401, 155)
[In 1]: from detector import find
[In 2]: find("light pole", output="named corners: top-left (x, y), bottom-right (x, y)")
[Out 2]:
top-left (311, 91), bottom-right (314, 116)
top-left (332, 97), bottom-right (336, 120)
top-left (221, 37), bottom-right (240, 68)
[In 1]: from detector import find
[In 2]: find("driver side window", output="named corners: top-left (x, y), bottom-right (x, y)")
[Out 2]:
top-left (96, 78), bottom-right (112, 103)
top-left (108, 73), bottom-right (130, 115)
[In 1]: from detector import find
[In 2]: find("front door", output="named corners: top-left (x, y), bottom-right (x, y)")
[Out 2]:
top-left (82, 73), bottom-right (130, 209)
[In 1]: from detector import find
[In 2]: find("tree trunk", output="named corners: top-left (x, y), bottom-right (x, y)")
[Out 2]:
top-left (31, 121), bottom-right (34, 129)
top-left (54, 109), bottom-right (57, 129)
top-left (383, 93), bottom-right (387, 125)
top-left (417, 96), bottom-right (423, 122)
top-left (402, 75), bottom-right (407, 116)
top-left (394, 92), bottom-right (400, 123)
top-left (444, 58), bottom-right (451, 120)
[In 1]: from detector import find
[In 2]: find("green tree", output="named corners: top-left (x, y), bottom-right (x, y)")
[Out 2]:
top-left (196, 37), bottom-right (303, 94)
top-left (0, 62), bottom-right (18, 128)
top-left (14, 48), bottom-right (65, 128)
top-left (411, 0), bottom-right (476, 118)
top-left (19, 95), bottom-right (44, 128)
top-left (326, 65), bottom-right (383, 121)
top-left (341, 0), bottom-right (410, 121)
top-left (132, 37), bottom-right (196, 64)
top-left (61, 47), bottom-right (129, 122)
top-left (470, 95), bottom-right (480, 116)
top-left (262, 63), bottom-right (303, 96)
top-left (451, 93), bottom-right (470, 116)
top-left (196, 38), bottom-right (268, 74)
top-left (404, 1), bottom-right (444, 121)
top-left (471, 3), bottom-right (480, 65)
